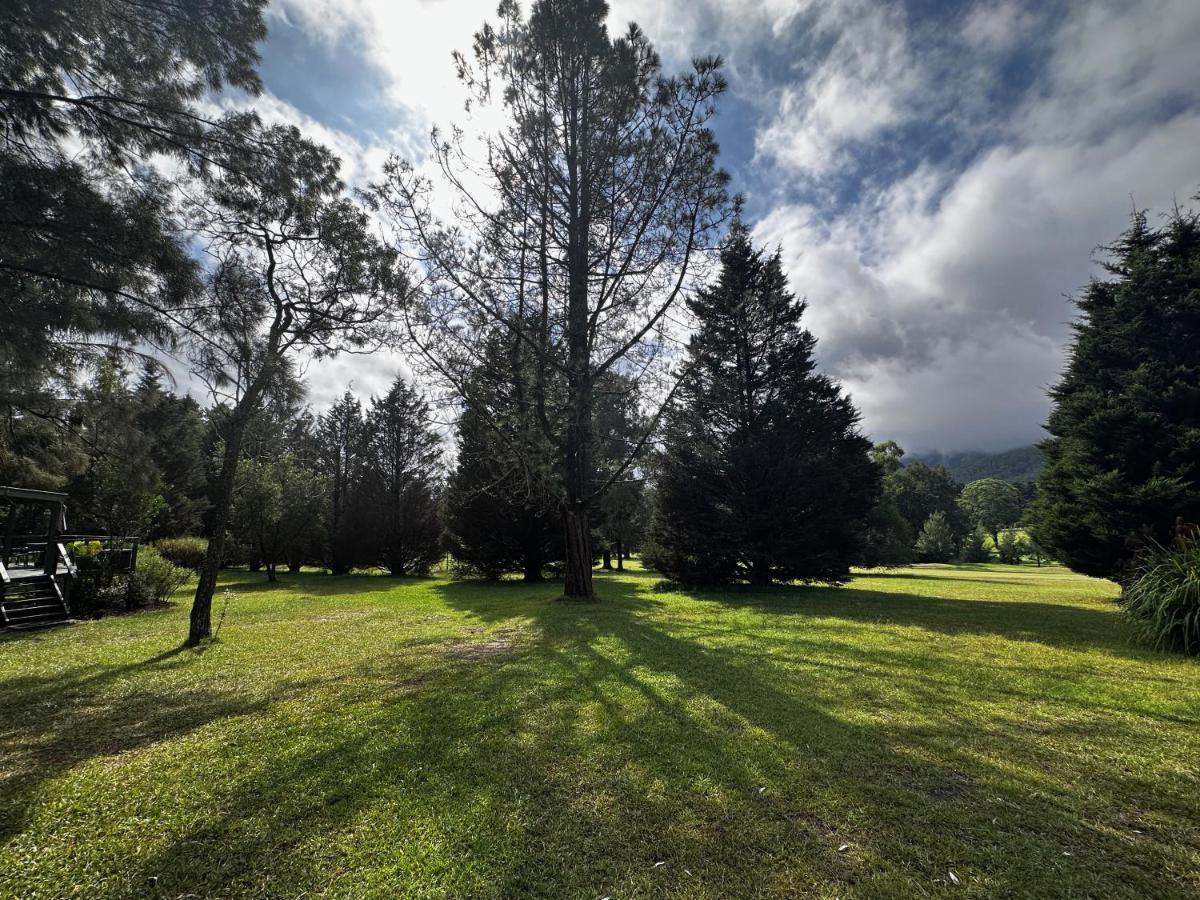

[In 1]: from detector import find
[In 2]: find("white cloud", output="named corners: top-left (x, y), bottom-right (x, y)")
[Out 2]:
top-left (960, 0), bottom-right (1038, 54)
top-left (756, 93), bottom-right (1200, 448)
top-left (753, 0), bottom-right (919, 178)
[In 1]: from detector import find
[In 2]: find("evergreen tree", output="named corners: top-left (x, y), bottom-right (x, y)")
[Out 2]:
top-left (958, 527), bottom-right (992, 563)
top-left (230, 456), bottom-right (327, 581)
top-left (442, 328), bottom-right (563, 581)
top-left (1, 0), bottom-right (267, 452)
top-left (594, 373), bottom-right (650, 571)
top-left (444, 399), bottom-right (561, 581)
top-left (316, 392), bottom-right (368, 575)
top-left (647, 223), bottom-right (878, 585)
top-left (133, 366), bottom-right (208, 538)
top-left (1030, 206), bottom-right (1200, 578)
top-left (913, 512), bottom-right (957, 563)
top-left (996, 530), bottom-right (1028, 565)
top-left (65, 358), bottom-right (165, 539)
top-left (360, 377), bottom-right (443, 576)
top-left (374, 0), bottom-right (728, 597)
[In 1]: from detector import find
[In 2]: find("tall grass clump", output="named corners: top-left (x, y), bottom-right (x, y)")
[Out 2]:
top-left (1119, 534), bottom-right (1200, 655)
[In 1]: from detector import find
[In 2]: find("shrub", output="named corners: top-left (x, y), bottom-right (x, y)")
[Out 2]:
top-left (997, 531), bottom-right (1028, 564)
top-left (67, 540), bottom-right (104, 568)
top-left (1120, 535), bottom-right (1200, 655)
top-left (136, 547), bottom-right (192, 603)
top-left (121, 572), bottom-right (156, 610)
top-left (155, 536), bottom-right (208, 571)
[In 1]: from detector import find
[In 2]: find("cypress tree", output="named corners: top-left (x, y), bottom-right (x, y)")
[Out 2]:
top-left (647, 222), bottom-right (879, 585)
top-left (360, 377), bottom-right (444, 576)
top-left (316, 392), bottom-right (367, 575)
top-left (444, 400), bottom-right (561, 581)
top-left (1029, 205), bottom-right (1200, 578)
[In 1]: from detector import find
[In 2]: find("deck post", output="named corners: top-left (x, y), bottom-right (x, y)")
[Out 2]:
top-left (43, 500), bottom-right (62, 576)
top-left (2, 501), bottom-right (15, 568)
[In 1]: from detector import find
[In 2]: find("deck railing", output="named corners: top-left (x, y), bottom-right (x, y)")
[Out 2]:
top-left (1, 534), bottom-right (140, 576)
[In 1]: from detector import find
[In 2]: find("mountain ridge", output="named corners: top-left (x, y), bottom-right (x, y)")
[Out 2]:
top-left (907, 444), bottom-right (1043, 484)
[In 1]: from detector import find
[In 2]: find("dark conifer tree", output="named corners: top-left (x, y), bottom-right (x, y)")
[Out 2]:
top-left (316, 392), bottom-right (368, 575)
top-left (594, 373), bottom-right (649, 570)
top-left (647, 222), bottom-right (879, 585)
top-left (443, 328), bottom-right (562, 581)
top-left (444, 399), bottom-right (561, 581)
top-left (133, 366), bottom-right (208, 538)
top-left (1029, 205), bottom-right (1200, 578)
top-left (360, 377), bottom-right (443, 576)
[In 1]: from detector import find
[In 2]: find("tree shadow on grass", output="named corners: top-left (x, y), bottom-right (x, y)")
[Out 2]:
top-left (83, 574), bottom-right (1199, 898)
top-left (436, 570), bottom-right (1140, 657)
top-left (0, 644), bottom-right (331, 845)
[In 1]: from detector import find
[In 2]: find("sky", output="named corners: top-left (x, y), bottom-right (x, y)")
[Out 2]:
top-left (233, 0), bottom-right (1200, 452)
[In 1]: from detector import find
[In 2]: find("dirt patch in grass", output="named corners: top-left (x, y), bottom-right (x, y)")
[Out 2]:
top-left (447, 626), bottom-right (525, 661)
top-left (310, 610), bottom-right (374, 623)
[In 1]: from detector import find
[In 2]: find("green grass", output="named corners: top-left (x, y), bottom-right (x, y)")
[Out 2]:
top-left (2, 563), bottom-right (1197, 898)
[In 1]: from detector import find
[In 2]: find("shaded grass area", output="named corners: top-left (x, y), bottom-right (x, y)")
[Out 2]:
top-left (1, 564), bottom-right (1197, 898)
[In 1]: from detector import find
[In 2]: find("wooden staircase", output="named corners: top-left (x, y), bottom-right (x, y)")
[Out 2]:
top-left (0, 574), bottom-right (71, 631)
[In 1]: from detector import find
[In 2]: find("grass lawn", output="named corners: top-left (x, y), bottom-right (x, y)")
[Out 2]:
top-left (2, 563), bottom-right (1198, 898)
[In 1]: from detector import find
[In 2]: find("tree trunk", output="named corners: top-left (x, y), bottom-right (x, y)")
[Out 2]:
top-left (602, 548), bottom-right (612, 569)
top-left (562, 506), bottom-right (593, 598)
top-left (188, 415), bottom-right (248, 645)
top-left (616, 539), bottom-right (624, 571)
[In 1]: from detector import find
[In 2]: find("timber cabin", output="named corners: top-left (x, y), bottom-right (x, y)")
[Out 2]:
top-left (0, 486), bottom-right (138, 631)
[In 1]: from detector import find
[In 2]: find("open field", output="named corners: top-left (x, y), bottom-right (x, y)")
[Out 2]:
top-left (2, 564), bottom-right (1197, 898)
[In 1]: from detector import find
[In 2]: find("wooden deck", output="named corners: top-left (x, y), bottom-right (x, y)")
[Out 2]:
top-left (5, 563), bottom-right (72, 581)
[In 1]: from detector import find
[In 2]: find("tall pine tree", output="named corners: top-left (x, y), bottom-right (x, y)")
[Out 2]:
top-left (360, 377), bottom-right (443, 576)
top-left (1030, 205), bottom-right (1200, 578)
top-left (444, 398), bottom-right (562, 581)
top-left (647, 222), bottom-right (878, 585)
top-left (443, 328), bottom-right (562, 581)
top-left (316, 391), bottom-right (367, 575)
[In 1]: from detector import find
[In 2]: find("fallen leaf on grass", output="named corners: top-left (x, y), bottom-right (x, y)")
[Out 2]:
top-left (948, 871), bottom-right (961, 885)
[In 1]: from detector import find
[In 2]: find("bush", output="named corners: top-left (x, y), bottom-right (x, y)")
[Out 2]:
top-left (1120, 535), bottom-right (1200, 655)
top-left (155, 536), bottom-right (208, 571)
top-left (121, 572), bottom-right (156, 610)
top-left (136, 547), bottom-right (192, 603)
top-left (67, 540), bottom-right (104, 568)
top-left (997, 531), bottom-right (1028, 564)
